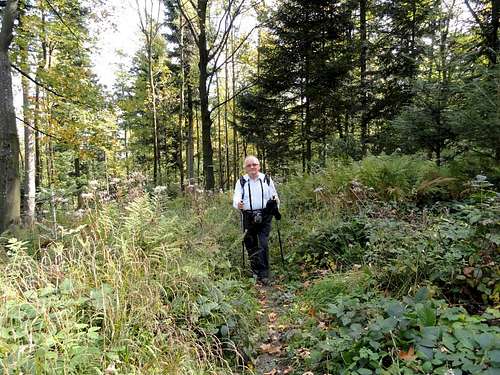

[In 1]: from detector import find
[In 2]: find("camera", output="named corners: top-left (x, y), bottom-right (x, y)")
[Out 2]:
top-left (252, 211), bottom-right (263, 224)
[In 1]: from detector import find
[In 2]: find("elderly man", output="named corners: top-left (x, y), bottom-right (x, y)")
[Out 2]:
top-left (233, 155), bottom-right (279, 285)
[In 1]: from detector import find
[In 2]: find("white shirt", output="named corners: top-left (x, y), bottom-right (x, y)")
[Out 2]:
top-left (232, 173), bottom-right (279, 211)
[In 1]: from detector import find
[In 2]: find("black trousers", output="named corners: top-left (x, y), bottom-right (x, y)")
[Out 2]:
top-left (242, 211), bottom-right (272, 279)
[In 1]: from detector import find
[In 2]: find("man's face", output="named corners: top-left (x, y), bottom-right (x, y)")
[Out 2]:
top-left (245, 159), bottom-right (260, 178)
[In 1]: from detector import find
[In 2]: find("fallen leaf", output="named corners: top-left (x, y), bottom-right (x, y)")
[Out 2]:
top-left (260, 343), bottom-right (282, 354)
top-left (297, 348), bottom-right (311, 359)
top-left (302, 372), bottom-right (314, 375)
top-left (399, 346), bottom-right (417, 361)
top-left (268, 312), bottom-right (278, 322)
top-left (283, 367), bottom-right (294, 374)
top-left (264, 369), bottom-right (277, 375)
top-left (463, 267), bottom-right (474, 277)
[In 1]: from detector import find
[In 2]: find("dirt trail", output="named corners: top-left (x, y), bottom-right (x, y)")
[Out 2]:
top-left (253, 280), bottom-right (295, 375)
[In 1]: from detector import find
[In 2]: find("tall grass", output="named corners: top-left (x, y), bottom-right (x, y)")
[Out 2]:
top-left (0, 194), bottom-right (258, 374)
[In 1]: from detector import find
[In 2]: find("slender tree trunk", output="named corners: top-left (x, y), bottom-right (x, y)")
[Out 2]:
top-left (187, 71), bottom-right (194, 183)
top-left (22, 65), bottom-right (36, 226)
top-left (178, 13), bottom-right (185, 191)
top-left (0, 0), bottom-right (20, 232)
top-left (232, 28), bottom-right (239, 184)
top-left (149, 49), bottom-right (160, 185)
top-left (197, 0), bottom-right (215, 189)
top-left (491, 0), bottom-right (499, 66)
top-left (196, 106), bottom-right (201, 182)
top-left (359, 0), bottom-right (368, 155)
top-left (74, 156), bottom-right (84, 209)
top-left (224, 44), bottom-right (230, 190)
top-left (35, 81), bottom-right (41, 189)
top-left (216, 73), bottom-right (223, 190)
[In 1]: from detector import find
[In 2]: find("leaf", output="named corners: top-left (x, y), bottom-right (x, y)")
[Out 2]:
top-left (414, 287), bottom-right (429, 302)
top-left (268, 312), bottom-right (278, 323)
top-left (260, 343), bottom-right (282, 354)
top-left (399, 346), bottom-right (417, 361)
top-left (379, 317), bottom-right (398, 332)
top-left (476, 333), bottom-right (495, 350)
top-left (417, 304), bottom-right (436, 327)
top-left (386, 302), bottom-right (405, 318)
top-left (416, 344), bottom-right (434, 360)
top-left (487, 350), bottom-right (500, 364)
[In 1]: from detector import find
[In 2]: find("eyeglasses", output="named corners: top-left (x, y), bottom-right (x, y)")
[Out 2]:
top-left (245, 163), bottom-right (259, 167)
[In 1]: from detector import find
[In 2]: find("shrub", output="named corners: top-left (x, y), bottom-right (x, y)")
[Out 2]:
top-left (288, 288), bottom-right (500, 374)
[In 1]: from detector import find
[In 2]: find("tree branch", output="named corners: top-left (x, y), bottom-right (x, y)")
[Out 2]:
top-left (209, 81), bottom-right (257, 115)
top-left (463, 0), bottom-right (487, 36)
top-left (210, 23), bottom-right (258, 78)
top-left (15, 115), bottom-right (61, 140)
top-left (208, 0), bottom-right (245, 61)
top-left (209, 0), bottom-right (235, 53)
top-left (11, 63), bottom-right (65, 98)
top-left (43, 0), bottom-right (86, 48)
top-left (177, 0), bottom-right (200, 46)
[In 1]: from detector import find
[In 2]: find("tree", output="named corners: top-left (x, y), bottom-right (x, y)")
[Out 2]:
top-left (241, 0), bottom-right (356, 170)
top-left (0, 0), bottom-right (20, 232)
top-left (464, 0), bottom-right (499, 66)
top-left (177, 0), bottom-right (248, 189)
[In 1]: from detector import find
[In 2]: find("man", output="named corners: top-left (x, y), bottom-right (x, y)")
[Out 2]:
top-left (233, 155), bottom-right (279, 285)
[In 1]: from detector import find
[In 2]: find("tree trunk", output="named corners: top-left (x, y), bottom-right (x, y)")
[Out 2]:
top-left (178, 12), bottom-right (185, 191)
top-left (197, 0), bottom-right (215, 190)
top-left (224, 44), bottom-right (230, 190)
top-left (0, 0), bottom-right (20, 233)
top-left (489, 0), bottom-right (499, 66)
top-left (359, 0), bottom-right (368, 155)
top-left (216, 72), bottom-right (223, 190)
top-left (186, 69), bottom-right (194, 183)
top-left (74, 156), bottom-right (84, 209)
top-left (22, 66), bottom-right (36, 226)
top-left (232, 28), bottom-right (239, 184)
top-left (196, 105), bottom-right (201, 182)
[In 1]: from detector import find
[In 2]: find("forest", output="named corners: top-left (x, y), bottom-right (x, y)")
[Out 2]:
top-left (0, 0), bottom-right (499, 374)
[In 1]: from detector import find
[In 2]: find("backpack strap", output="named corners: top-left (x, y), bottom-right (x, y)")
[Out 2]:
top-left (264, 174), bottom-right (271, 186)
top-left (240, 174), bottom-right (270, 205)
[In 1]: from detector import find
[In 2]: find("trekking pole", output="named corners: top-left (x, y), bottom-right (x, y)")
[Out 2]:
top-left (240, 210), bottom-right (246, 268)
top-left (276, 219), bottom-right (285, 268)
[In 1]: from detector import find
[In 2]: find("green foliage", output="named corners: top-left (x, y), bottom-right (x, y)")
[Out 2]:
top-left (288, 287), bottom-right (500, 374)
top-left (0, 195), bottom-right (259, 373)
top-left (291, 218), bottom-right (368, 270)
top-left (281, 154), bottom-right (455, 214)
top-left (365, 199), bottom-right (500, 305)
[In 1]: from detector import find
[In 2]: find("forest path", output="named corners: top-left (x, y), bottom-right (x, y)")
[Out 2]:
top-left (252, 278), bottom-right (296, 375)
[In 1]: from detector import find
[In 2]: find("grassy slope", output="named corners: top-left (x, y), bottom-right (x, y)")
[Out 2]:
top-left (1, 154), bottom-right (499, 374)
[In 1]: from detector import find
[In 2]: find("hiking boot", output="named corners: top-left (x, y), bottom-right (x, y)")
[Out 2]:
top-left (259, 277), bottom-right (270, 286)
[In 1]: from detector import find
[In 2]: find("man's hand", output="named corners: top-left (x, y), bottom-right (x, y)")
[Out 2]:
top-left (238, 200), bottom-right (244, 209)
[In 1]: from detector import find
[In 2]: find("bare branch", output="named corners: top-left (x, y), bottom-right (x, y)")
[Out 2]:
top-left (210, 23), bottom-right (257, 79)
top-left (210, 0), bottom-right (235, 53)
top-left (15, 116), bottom-right (61, 140)
top-left (463, 0), bottom-right (487, 35)
top-left (209, 81), bottom-right (257, 115)
top-left (177, 0), bottom-right (200, 45)
top-left (208, 0), bottom-right (245, 61)
top-left (11, 63), bottom-right (65, 98)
